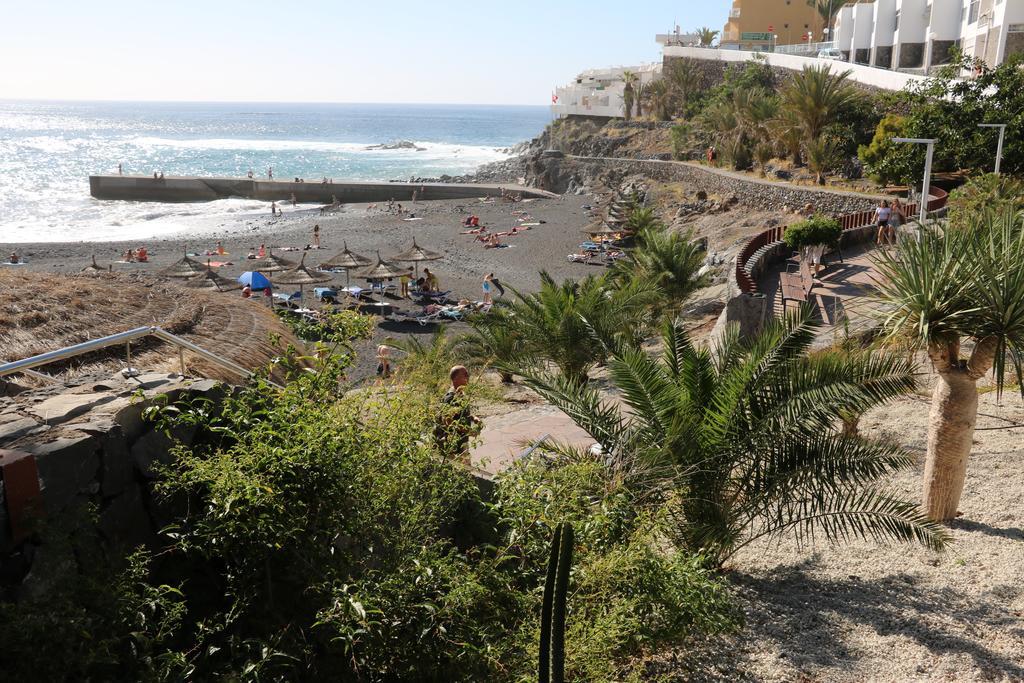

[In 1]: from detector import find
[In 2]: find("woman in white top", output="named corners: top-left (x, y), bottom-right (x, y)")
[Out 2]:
top-left (875, 200), bottom-right (893, 246)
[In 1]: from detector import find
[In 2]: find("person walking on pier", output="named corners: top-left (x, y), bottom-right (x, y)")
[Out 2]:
top-left (117, 163), bottom-right (122, 175)
top-left (267, 167), bottom-right (273, 179)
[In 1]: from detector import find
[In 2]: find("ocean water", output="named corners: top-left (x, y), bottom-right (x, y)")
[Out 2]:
top-left (0, 101), bottom-right (551, 243)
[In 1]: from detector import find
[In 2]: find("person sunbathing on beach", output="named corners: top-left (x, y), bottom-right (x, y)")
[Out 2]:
top-left (247, 249), bottom-right (256, 260)
top-left (463, 225), bottom-right (487, 235)
top-left (123, 248), bottom-right (135, 262)
top-left (8, 252), bottom-right (19, 264)
top-left (136, 247), bottom-right (148, 262)
top-left (483, 235), bottom-right (503, 249)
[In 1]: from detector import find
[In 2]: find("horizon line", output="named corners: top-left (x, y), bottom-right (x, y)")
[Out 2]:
top-left (0, 97), bottom-right (551, 108)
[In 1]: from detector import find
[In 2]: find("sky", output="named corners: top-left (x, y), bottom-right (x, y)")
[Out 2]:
top-left (0, 0), bottom-right (731, 105)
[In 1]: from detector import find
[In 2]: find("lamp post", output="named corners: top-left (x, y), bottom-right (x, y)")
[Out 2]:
top-left (893, 137), bottom-right (937, 224)
top-left (978, 123), bottom-right (1007, 175)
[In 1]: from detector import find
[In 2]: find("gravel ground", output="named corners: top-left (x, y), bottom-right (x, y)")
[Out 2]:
top-left (676, 390), bottom-right (1024, 682)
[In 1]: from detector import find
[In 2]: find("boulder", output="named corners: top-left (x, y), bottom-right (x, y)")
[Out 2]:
top-left (26, 433), bottom-right (100, 513)
top-left (131, 424), bottom-right (196, 478)
top-left (98, 483), bottom-right (156, 551)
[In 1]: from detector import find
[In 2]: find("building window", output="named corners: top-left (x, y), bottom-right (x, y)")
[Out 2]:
top-left (969, 0), bottom-right (980, 24)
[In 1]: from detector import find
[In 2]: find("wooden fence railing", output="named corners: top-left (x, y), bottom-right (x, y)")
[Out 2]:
top-left (734, 186), bottom-right (950, 294)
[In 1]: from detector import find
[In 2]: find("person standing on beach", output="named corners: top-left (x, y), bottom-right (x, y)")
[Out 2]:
top-left (258, 243), bottom-right (266, 258)
top-left (268, 167), bottom-right (273, 179)
top-left (482, 274), bottom-right (493, 304)
top-left (312, 224), bottom-right (320, 249)
top-left (291, 192), bottom-right (297, 207)
top-left (117, 163), bottom-right (122, 175)
top-left (400, 273), bottom-right (410, 298)
top-left (488, 272), bottom-right (504, 298)
top-left (271, 201), bottom-right (277, 216)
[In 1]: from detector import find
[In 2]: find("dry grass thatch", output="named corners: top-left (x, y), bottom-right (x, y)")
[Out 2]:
top-left (0, 270), bottom-right (304, 383)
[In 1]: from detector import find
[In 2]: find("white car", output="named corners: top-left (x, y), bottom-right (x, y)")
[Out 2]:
top-left (817, 48), bottom-right (844, 61)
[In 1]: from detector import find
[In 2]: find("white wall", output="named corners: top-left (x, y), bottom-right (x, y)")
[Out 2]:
top-left (894, 0), bottom-right (929, 44)
top-left (929, 0), bottom-right (962, 40)
top-left (872, 0), bottom-right (899, 47)
top-left (662, 46), bottom-right (932, 92)
top-left (853, 2), bottom-right (877, 53)
top-left (836, 5), bottom-right (856, 53)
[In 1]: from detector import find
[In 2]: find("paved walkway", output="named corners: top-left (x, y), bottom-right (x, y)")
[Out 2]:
top-left (471, 403), bottom-right (595, 476)
top-left (757, 241), bottom-right (891, 343)
top-left (566, 155), bottom-right (888, 202)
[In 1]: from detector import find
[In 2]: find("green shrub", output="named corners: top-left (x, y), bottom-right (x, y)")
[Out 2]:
top-left (947, 173), bottom-right (1024, 226)
top-left (492, 458), bottom-right (740, 681)
top-left (784, 215), bottom-right (843, 250)
top-left (858, 114), bottom-right (920, 186)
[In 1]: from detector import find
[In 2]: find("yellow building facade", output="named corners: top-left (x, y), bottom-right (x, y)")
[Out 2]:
top-left (721, 0), bottom-right (825, 50)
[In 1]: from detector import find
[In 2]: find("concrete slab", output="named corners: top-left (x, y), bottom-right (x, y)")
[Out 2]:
top-left (471, 405), bottom-right (595, 476)
top-left (27, 392), bottom-right (119, 426)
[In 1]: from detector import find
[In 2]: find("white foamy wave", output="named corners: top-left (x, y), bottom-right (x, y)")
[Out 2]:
top-left (128, 136), bottom-right (511, 164)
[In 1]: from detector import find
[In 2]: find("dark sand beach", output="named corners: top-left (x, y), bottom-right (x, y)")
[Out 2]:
top-left (1, 194), bottom-right (600, 381)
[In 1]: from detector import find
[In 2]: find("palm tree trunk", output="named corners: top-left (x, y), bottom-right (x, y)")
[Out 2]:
top-left (922, 337), bottom-right (996, 521)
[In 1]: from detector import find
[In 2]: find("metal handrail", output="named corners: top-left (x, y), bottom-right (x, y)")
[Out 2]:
top-left (0, 325), bottom-right (258, 385)
top-left (515, 433), bottom-right (552, 462)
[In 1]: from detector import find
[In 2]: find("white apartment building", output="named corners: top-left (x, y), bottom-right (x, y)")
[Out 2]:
top-left (551, 63), bottom-right (660, 118)
top-left (834, 0), bottom-right (1024, 72)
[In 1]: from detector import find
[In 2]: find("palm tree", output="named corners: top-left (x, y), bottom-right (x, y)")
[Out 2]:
top-left (496, 272), bottom-right (658, 384)
top-left (644, 80), bottom-right (673, 122)
top-left (807, 0), bottom-right (839, 29)
top-left (771, 107), bottom-right (807, 165)
top-left (695, 26), bottom-right (719, 47)
top-left (780, 64), bottom-right (858, 144)
top-left (519, 310), bottom-right (947, 564)
top-left (633, 80), bottom-right (646, 118)
top-left (621, 70), bottom-right (637, 122)
top-left (805, 136), bottom-right (839, 184)
top-left (612, 227), bottom-right (707, 310)
top-left (874, 209), bottom-right (1024, 521)
top-left (463, 311), bottom-right (525, 383)
top-left (665, 59), bottom-right (702, 117)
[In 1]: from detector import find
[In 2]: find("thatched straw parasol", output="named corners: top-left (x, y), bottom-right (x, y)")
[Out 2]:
top-left (392, 238), bottom-right (442, 277)
top-left (319, 241), bottom-right (372, 285)
top-left (250, 250), bottom-right (296, 274)
top-left (185, 263), bottom-right (243, 292)
top-left (81, 255), bottom-right (108, 274)
top-left (359, 251), bottom-right (413, 281)
top-left (274, 253), bottom-right (333, 306)
top-left (583, 223), bottom-right (628, 237)
top-left (160, 252), bottom-right (207, 279)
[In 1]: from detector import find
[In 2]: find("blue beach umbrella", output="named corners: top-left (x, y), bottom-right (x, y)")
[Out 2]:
top-left (238, 271), bottom-right (272, 290)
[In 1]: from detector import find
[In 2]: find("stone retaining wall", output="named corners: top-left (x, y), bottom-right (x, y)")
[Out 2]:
top-left (0, 374), bottom-right (223, 599)
top-left (562, 157), bottom-right (881, 216)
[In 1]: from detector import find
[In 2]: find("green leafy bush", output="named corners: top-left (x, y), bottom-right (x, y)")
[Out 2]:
top-left (858, 114), bottom-right (917, 185)
top-left (784, 215), bottom-right (843, 250)
top-left (947, 173), bottom-right (1024, 226)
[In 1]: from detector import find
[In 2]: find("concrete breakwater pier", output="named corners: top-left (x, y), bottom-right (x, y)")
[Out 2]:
top-left (89, 175), bottom-right (555, 203)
